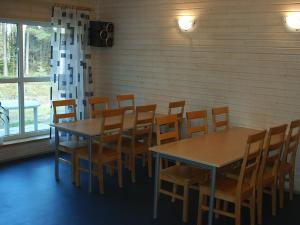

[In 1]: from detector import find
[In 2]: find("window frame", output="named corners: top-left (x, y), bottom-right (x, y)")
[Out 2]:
top-left (0, 18), bottom-right (51, 141)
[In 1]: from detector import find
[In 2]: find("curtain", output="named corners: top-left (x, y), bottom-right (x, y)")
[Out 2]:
top-left (50, 7), bottom-right (93, 120)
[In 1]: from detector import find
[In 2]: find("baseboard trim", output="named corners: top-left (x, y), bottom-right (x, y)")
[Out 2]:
top-left (0, 150), bottom-right (54, 164)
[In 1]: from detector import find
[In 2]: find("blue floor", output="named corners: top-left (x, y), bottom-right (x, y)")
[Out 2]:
top-left (0, 154), bottom-right (299, 225)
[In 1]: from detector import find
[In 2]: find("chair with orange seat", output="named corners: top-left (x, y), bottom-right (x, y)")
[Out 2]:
top-left (88, 96), bottom-right (109, 118)
top-left (186, 110), bottom-right (208, 137)
top-left (117, 94), bottom-right (135, 113)
top-left (52, 99), bottom-right (87, 182)
top-left (198, 130), bottom-right (266, 225)
top-left (157, 114), bottom-right (207, 223)
top-left (168, 100), bottom-right (185, 138)
top-left (212, 106), bottom-right (229, 132)
top-left (75, 108), bottom-right (125, 194)
top-left (122, 104), bottom-right (156, 182)
top-left (257, 124), bottom-right (287, 224)
top-left (279, 119), bottom-right (300, 208)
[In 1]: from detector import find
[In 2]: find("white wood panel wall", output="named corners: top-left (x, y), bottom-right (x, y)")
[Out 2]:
top-left (93, 0), bottom-right (300, 191)
top-left (0, 0), bottom-right (97, 22)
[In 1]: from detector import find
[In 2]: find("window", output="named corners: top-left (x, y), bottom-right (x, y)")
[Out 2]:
top-left (0, 21), bottom-right (51, 140)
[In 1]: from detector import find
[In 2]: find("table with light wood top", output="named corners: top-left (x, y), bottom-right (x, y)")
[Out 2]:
top-left (51, 112), bottom-right (165, 193)
top-left (150, 127), bottom-right (260, 225)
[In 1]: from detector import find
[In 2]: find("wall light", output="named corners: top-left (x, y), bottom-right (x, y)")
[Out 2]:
top-left (286, 12), bottom-right (300, 30)
top-left (178, 16), bottom-right (196, 31)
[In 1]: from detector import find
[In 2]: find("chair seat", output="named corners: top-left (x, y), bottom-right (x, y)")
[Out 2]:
top-left (58, 140), bottom-right (87, 153)
top-left (258, 166), bottom-right (276, 187)
top-left (77, 146), bottom-right (119, 164)
top-left (200, 175), bottom-right (252, 202)
top-left (122, 137), bottom-right (148, 154)
top-left (160, 165), bottom-right (208, 185)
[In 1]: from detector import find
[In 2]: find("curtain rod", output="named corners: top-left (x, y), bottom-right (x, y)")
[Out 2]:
top-left (53, 3), bottom-right (94, 12)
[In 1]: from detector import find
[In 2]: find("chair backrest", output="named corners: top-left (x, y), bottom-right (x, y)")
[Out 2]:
top-left (186, 110), bottom-right (208, 137)
top-left (88, 96), bottom-right (109, 118)
top-left (132, 104), bottom-right (157, 148)
top-left (237, 130), bottom-right (266, 194)
top-left (156, 114), bottom-right (179, 145)
top-left (259, 124), bottom-right (288, 179)
top-left (282, 119), bottom-right (300, 168)
top-left (168, 100), bottom-right (185, 121)
top-left (116, 94), bottom-right (135, 112)
top-left (212, 106), bottom-right (229, 131)
top-left (99, 108), bottom-right (125, 154)
top-left (52, 99), bottom-right (77, 123)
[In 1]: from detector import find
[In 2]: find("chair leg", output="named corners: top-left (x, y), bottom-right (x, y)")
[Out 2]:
top-left (98, 165), bottom-right (104, 194)
top-left (75, 157), bottom-right (80, 187)
top-left (106, 162), bottom-right (114, 176)
top-left (197, 193), bottom-right (204, 225)
top-left (109, 162), bottom-right (115, 176)
top-left (171, 184), bottom-right (177, 202)
top-left (215, 199), bottom-right (221, 218)
top-left (131, 154), bottom-right (136, 183)
top-left (183, 183), bottom-right (189, 223)
top-left (279, 174), bottom-right (285, 209)
top-left (250, 194), bottom-right (256, 225)
top-left (289, 170), bottom-right (294, 200)
top-left (142, 153), bottom-right (146, 167)
top-left (271, 182), bottom-right (277, 216)
top-left (124, 154), bottom-right (129, 169)
top-left (224, 201), bottom-right (229, 212)
top-left (257, 186), bottom-right (263, 225)
top-left (147, 151), bottom-right (152, 178)
top-left (235, 201), bottom-right (241, 225)
top-left (163, 159), bottom-right (169, 168)
top-left (118, 158), bottom-right (123, 188)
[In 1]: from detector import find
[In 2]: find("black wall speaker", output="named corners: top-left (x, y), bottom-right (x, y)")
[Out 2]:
top-left (89, 21), bottom-right (114, 47)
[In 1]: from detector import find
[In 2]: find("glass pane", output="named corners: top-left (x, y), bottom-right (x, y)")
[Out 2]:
top-left (23, 25), bottom-right (51, 77)
top-left (0, 23), bottom-right (18, 78)
top-left (24, 82), bottom-right (50, 132)
top-left (0, 83), bottom-right (20, 136)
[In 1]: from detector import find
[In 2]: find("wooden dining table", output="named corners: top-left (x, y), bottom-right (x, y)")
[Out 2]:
top-left (51, 112), bottom-right (165, 193)
top-left (149, 127), bottom-right (260, 225)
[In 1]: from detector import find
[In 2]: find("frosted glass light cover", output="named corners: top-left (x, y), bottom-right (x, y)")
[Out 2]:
top-left (178, 16), bottom-right (195, 31)
top-left (286, 12), bottom-right (300, 30)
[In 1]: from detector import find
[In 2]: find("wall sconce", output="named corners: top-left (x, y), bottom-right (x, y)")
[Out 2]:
top-left (178, 16), bottom-right (196, 31)
top-left (286, 12), bottom-right (300, 31)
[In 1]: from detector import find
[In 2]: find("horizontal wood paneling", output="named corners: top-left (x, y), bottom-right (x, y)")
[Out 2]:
top-left (0, 0), bottom-right (97, 22)
top-left (93, 0), bottom-right (300, 191)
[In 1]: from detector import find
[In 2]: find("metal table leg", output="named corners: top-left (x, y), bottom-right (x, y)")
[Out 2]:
top-left (88, 136), bottom-right (93, 193)
top-left (208, 166), bottom-right (217, 225)
top-left (153, 153), bottom-right (161, 219)
top-left (55, 128), bottom-right (59, 181)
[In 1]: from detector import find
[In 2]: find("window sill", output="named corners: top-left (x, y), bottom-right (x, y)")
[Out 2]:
top-left (1, 135), bottom-right (50, 147)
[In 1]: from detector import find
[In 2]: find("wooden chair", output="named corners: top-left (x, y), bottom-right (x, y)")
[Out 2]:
top-left (117, 94), bottom-right (135, 112)
top-left (279, 119), bottom-right (300, 208)
top-left (88, 96), bottom-right (109, 118)
top-left (257, 124), bottom-right (287, 224)
top-left (168, 100), bottom-right (185, 138)
top-left (157, 114), bottom-right (207, 223)
top-left (75, 108), bottom-right (125, 194)
top-left (198, 130), bottom-right (267, 225)
top-left (52, 99), bottom-right (87, 182)
top-left (186, 110), bottom-right (208, 137)
top-left (212, 106), bottom-right (229, 131)
top-left (122, 104), bottom-right (156, 182)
